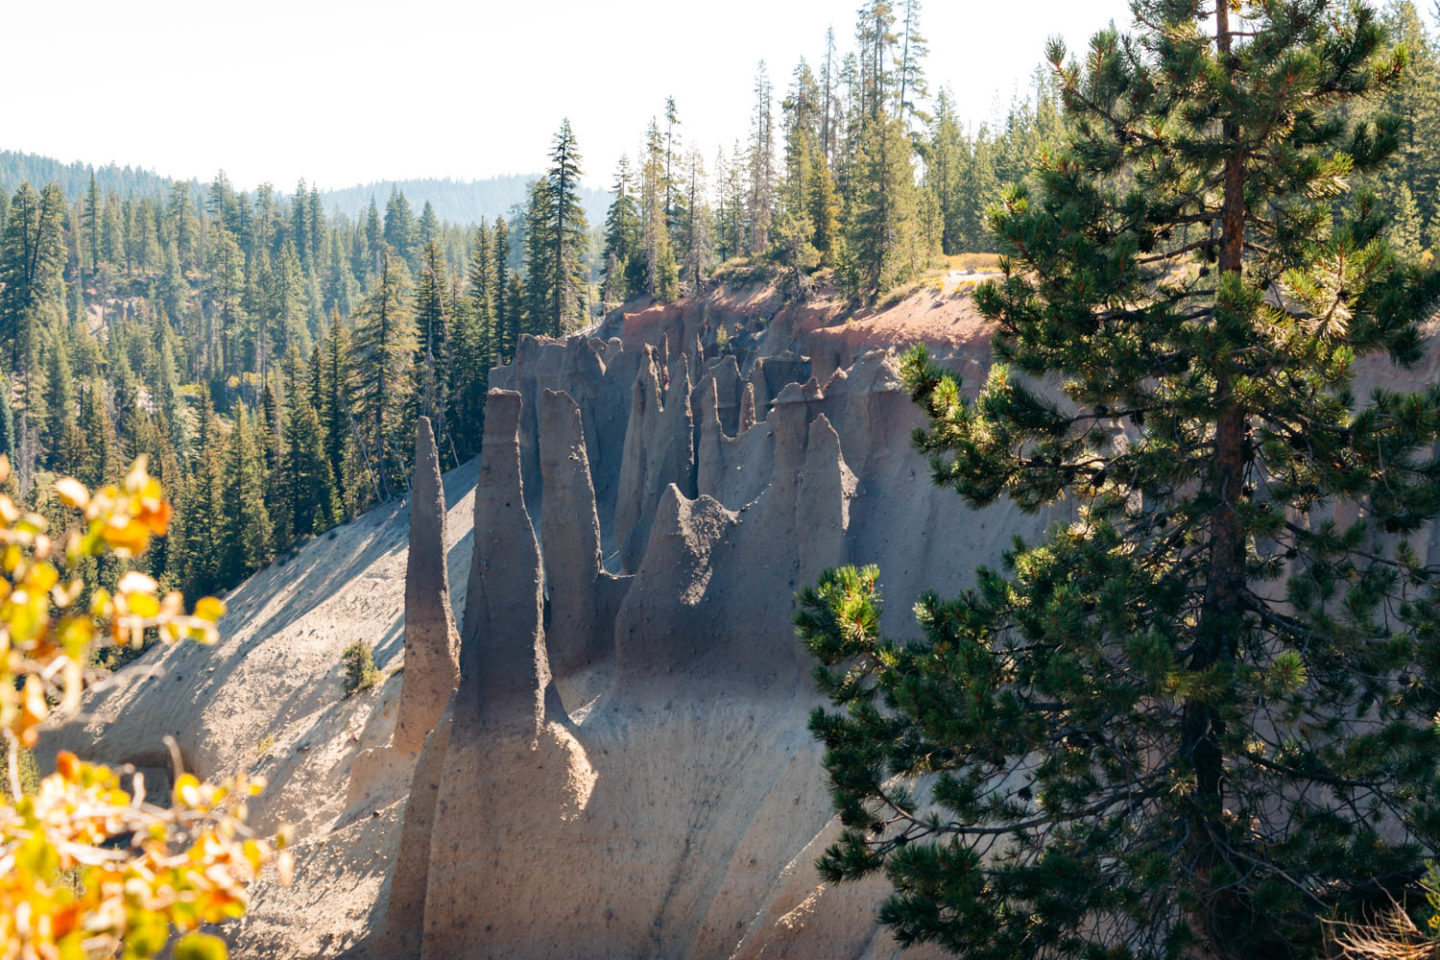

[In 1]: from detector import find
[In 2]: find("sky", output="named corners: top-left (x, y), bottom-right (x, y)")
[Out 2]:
top-left (5, 0), bottom-right (1134, 192)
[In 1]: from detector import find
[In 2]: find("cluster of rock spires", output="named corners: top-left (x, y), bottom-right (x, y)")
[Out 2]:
top-left (368, 308), bottom-right (1045, 959)
top-left (40, 288), bottom-right (1438, 958)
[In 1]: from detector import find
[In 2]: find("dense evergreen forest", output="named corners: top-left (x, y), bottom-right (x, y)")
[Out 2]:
top-left (0, 0), bottom-right (1435, 609)
top-left (0, 154), bottom-right (612, 246)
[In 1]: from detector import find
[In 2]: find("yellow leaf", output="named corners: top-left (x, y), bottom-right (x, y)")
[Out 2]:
top-left (177, 932), bottom-right (230, 960)
top-left (116, 571), bottom-right (159, 596)
top-left (124, 456), bottom-right (151, 495)
top-left (126, 593), bottom-right (161, 619)
top-left (53, 478), bottom-right (90, 510)
top-left (101, 518), bottom-right (150, 555)
top-left (194, 597), bottom-right (227, 622)
top-left (174, 773), bottom-right (202, 808)
top-left (27, 562), bottom-right (58, 593)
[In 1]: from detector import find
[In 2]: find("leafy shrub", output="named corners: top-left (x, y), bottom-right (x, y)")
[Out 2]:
top-left (0, 457), bottom-right (289, 959)
top-left (342, 642), bottom-right (381, 696)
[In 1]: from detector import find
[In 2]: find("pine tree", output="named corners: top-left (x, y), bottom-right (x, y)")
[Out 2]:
top-left (856, 0), bottom-right (898, 123)
top-left (1392, 181), bottom-right (1425, 262)
top-left (843, 115), bottom-right (922, 298)
top-left (351, 248), bottom-right (416, 498)
top-left (664, 97), bottom-right (681, 236)
top-left (181, 392), bottom-right (226, 596)
top-left (219, 402), bottom-right (272, 586)
top-left (1379, 1), bottom-right (1440, 228)
top-left (0, 182), bottom-right (67, 372)
top-left (324, 229), bottom-right (356, 317)
top-left (802, 5), bottom-right (1440, 957)
top-left (417, 201), bottom-right (440, 252)
top-left (319, 310), bottom-right (354, 511)
top-left (681, 148), bottom-right (714, 288)
top-left (926, 87), bottom-right (967, 254)
top-left (604, 156), bottom-right (644, 303)
top-left (492, 218), bottom-right (519, 362)
top-left (523, 179), bottom-right (553, 335)
top-left (257, 381), bottom-right (282, 482)
top-left (167, 182), bottom-right (200, 270)
top-left (77, 379), bottom-right (120, 488)
top-left (807, 148), bottom-right (842, 266)
top-left (821, 26), bottom-right (839, 164)
top-left (84, 172), bottom-right (101, 277)
top-left (467, 223), bottom-right (496, 328)
top-left (641, 120), bottom-right (680, 300)
top-left (267, 240), bottom-right (309, 362)
top-left (503, 270), bottom-right (526, 357)
top-left (308, 187), bottom-right (324, 267)
top-left (414, 240), bottom-right (450, 427)
top-left (42, 334), bottom-right (79, 473)
top-left (291, 178), bottom-right (310, 267)
top-left (204, 225), bottom-right (245, 377)
top-left (781, 61), bottom-right (820, 252)
top-left (748, 63), bottom-right (776, 253)
top-left (894, 0), bottom-right (928, 128)
top-left (458, 226), bottom-right (496, 443)
top-left (100, 192), bottom-right (124, 272)
top-left (364, 199), bottom-right (383, 279)
top-left (0, 374), bottom-right (15, 460)
top-left (384, 188), bottom-right (416, 270)
top-left (714, 142), bottom-right (750, 262)
top-left (543, 119), bottom-right (589, 335)
top-left (279, 349), bottom-right (338, 540)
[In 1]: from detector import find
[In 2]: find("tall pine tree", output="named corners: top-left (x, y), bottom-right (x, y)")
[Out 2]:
top-left (802, 4), bottom-right (1440, 957)
top-left (351, 248), bottom-right (416, 498)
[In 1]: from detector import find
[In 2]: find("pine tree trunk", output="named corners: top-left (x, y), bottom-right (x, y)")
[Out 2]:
top-left (1182, 3), bottom-right (1250, 950)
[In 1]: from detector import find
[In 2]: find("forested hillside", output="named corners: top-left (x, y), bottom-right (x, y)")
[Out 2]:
top-left (0, 0), bottom-right (1434, 615)
top-left (317, 176), bottom-right (612, 234)
top-left (0, 150), bottom-right (180, 206)
top-left (0, 154), bottom-right (611, 242)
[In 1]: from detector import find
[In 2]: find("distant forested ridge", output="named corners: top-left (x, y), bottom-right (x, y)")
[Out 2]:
top-left (0, 151), bottom-right (184, 205)
top-left (0, 152), bottom-right (611, 233)
top-left (317, 176), bottom-right (611, 235)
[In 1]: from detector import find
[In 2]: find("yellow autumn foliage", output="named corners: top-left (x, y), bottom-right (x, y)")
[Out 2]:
top-left (0, 456), bottom-right (288, 960)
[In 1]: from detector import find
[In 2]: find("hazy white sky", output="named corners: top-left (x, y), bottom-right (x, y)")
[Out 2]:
top-left (6, 0), bottom-right (1133, 191)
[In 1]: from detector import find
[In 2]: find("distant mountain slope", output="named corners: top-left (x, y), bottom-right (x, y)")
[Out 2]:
top-left (0, 151), bottom-right (612, 229)
top-left (0, 150), bottom-right (181, 201)
top-left (317, 175), bottom-right (612, 230)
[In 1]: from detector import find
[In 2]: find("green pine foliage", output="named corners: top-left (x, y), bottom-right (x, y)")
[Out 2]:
top-left (351, 249), bottom-right (416, 499)
top-left (1392, 181), bottom-right (1426, 261)
top-left (801, 4), bottom-right (1440, 958)
top-left (603, 156), bottom-right (644, 304)
top-left (340, 641), bottom-right (381, 697)
top-left (220, 402), bottom-right (272, 586)
top-left (280, 349), bottom-right (339, 541)
top-left (541, 119), bottom-right (590, 335)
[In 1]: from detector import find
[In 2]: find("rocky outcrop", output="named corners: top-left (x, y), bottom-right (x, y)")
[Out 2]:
top-left (393, 417), bottom-right (460, 755)
top-left (394, 345), bottom-right (895, 958)
top-left (615, 347), bottom-right (695, 573)
top-left (539, 388), bottom-right (630, 708)
top-left (46, 281), bottom-right (1068, 960)
top-left (419, 390), bottom-right (595, 958)
top-left (377, 419), bottom-right (465, 957)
